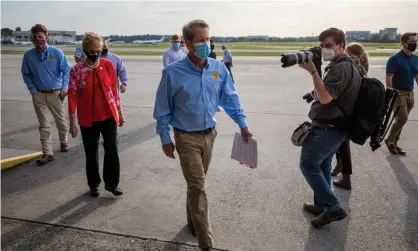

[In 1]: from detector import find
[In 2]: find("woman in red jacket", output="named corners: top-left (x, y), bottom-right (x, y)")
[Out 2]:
top-left (68, 32), bottom-right (126, 197)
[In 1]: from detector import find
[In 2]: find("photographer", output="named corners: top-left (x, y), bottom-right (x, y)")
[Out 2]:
top-left (297, 28), bottom-right (361, 227)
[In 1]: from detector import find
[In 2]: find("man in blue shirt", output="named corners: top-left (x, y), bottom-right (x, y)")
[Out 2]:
top-left (101, 39), bottom-right (128, 93)
top-left (385, 32), bottom-right (418, 155)
top-left (222, 44), bottom-right (234, 82)
top-left (21, 24), bottom-right (71, 165)
top-left (153, 19), bottom-right (252, 251)
top-left (162, 34), bottom-right (186, 68)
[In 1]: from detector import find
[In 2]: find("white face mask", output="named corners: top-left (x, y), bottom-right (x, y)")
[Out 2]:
top-left (322, 48), bottom-right (335, 61)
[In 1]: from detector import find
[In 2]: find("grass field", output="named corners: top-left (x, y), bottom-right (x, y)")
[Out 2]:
top-left (0, 49), bottom-right (399, 57)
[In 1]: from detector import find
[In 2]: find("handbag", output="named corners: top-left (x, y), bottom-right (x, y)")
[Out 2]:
top-left (291, 121), bottom-right (313, 146)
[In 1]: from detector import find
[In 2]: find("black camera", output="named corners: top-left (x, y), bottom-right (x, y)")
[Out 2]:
top-left (280, 46), bottom-right (322, 68)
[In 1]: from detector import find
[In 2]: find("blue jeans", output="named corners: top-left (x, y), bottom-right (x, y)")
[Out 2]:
top-left (299, 127), bottom-right (347, 212)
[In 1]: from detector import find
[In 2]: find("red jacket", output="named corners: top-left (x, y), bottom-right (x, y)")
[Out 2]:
top-left (68, 59), bottom-right (120, 127)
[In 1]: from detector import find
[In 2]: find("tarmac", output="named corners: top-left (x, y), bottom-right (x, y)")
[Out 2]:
top-left (0, 44), bottom-right (401, 53)
top-left (1, 54), bottom-right (417, 251)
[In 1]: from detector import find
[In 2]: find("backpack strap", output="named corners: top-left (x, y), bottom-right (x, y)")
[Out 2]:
top-left (325, 56), bottom-right (362, 117)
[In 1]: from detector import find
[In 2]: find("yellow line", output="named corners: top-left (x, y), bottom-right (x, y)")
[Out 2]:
top-left (1, 152), bottom-right (43, 170)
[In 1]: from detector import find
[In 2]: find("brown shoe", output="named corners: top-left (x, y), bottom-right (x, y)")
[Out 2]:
top-left (331, 162), bottom-right (342, 176)
top-left (311, 209), bottom-right (347, 227)
top-left (60, 142), bottom-right (69, 152)
top-left (36, 154), bottom-right (54, 165)
top-left (333, 177), bottom-right (352, 190)
top-left (385, 139), bottom-right (398, 154)
top-left (303, 202), bottom-right (324, 216)
top-left (396, 146), bottom-right (406, 155)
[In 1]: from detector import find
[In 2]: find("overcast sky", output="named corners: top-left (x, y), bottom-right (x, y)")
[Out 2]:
top-left (1, 0), bottom-right (417, 37)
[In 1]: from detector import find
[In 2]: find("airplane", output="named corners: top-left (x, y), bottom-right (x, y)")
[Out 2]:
top-left (132, 37), bottom-right (165, 45)
top-left (8, 38), bottom-right (33, 46)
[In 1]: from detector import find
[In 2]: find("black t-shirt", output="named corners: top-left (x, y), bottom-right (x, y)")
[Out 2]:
top-left (208, 51), bottom-right (216, 59)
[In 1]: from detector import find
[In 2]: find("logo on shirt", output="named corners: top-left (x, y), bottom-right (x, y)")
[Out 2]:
top-left (211, 72), bottom-right (220, 81)
top-left (49, 55), bottom-right (55, 60)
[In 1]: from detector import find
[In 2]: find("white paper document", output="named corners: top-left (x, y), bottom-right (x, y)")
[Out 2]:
top-left (231, 132), bottom-right (258, 168)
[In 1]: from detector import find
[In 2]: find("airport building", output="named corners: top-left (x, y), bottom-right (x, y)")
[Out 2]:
top-left (379, 28), bottom-right (397, 41)
top-left (11, 30), bottom-right (76, 44)
top-left (345, 31), bottom-right (372, 41)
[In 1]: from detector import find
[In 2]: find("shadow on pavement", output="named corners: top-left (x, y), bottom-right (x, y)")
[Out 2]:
top-left (302, 188), bottom-right (352, 251)
top-left (1, 192), bottom-right (117, 250)
top-left (1, 122), bottom-right (157, 197)
top-left (161, 225), bottom-right (200, 251)
top-left (386, 155), bottom-right (418, 251)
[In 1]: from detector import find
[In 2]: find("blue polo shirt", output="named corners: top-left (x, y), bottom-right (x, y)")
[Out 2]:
top-left (386, 50), bottom-right (418, 91)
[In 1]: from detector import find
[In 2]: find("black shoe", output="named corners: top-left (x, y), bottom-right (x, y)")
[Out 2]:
top-left (105, 185), bottom-right (123, 196)
top-left (201, 248), bottom-right (212, 251)
top-left (311, 209), bottom-right (347, 227)
top-left (303, 202), bottom-right (324, 216)
top-left (396, 146), bottom-right (406, 155)
top-left (90, 188), bottom-right (100, 198)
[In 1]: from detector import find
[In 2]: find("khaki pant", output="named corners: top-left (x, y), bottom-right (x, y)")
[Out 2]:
top-left (387, 91), bottom-right (414, 144)
top-left (174, 129), bottom-right (217, 249)
top-left (32, 91), bottom-right (68, 155)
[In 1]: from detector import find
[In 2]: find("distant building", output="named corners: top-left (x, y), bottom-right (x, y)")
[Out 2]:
top-left (246, 36), bottom-right (270, 41)
top-left (11, 30), bottom-right (76, 44)
top-left (345, 31), bottom-right (372, 41)
top-left (379, 28), bottom-right (397, 40)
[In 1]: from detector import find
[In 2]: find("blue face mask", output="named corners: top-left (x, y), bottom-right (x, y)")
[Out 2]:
top-left (172, 42), bottom-right (180, 50)
top-left (193, 41), bottom-right (211, 59)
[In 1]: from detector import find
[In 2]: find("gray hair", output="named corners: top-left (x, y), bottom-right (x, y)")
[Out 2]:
top-left (182, 19), bottom-right (210, 42)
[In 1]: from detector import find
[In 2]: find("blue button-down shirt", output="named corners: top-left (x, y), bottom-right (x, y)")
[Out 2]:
top-left (386, 50), bottom-right (418, 91)
top-left (101, 52), bottom-right (128, 86)
top-left (223, 49), bottom-right (232, 63)
top-left (21, 45), bottom-right (71, 94)
top-left (163, 46), bottom-right (186, 68)
top-left (153, 56), bottom-right (248, 144)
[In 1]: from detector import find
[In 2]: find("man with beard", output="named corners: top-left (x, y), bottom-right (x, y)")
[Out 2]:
top-left (100, 38), bottom-right (128, 93)
top-left (21, 24), bottom-right (71, 164)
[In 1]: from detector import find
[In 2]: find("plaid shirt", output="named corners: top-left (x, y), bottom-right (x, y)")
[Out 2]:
top-left (74, 44), bottom-right (85, 58)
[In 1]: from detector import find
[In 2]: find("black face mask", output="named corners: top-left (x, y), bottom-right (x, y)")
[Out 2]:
top-left (210, 45), bottom-right (215, 51)
top-left (101, 49), bottom-right (108, 56)
top-left (407, 43), bottom-right (417, 52)
top-left (83, 49), bottom-right (100, 63)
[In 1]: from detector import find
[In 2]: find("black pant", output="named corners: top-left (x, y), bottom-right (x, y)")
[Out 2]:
top-left (224, 62), bottom-right (234, 82)
top-left (80, 118), bottom-right (120, 189)
top-left (335, 139), bottom-right (352, 175)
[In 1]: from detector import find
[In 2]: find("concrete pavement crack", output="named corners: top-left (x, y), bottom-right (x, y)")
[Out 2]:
top-left (1, 216), bottom-right (232, 251)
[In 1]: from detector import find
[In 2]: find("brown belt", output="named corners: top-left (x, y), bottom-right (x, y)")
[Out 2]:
top-left (174, 127), bottom-right (215, 134)
top-left (38, 89), bottom-right (60, 93)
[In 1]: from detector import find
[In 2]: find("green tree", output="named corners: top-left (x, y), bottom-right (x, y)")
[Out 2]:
top-left (15, 27), bottom-right (21, 32)
top-left (1, 28), bottom-right (13, 36)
